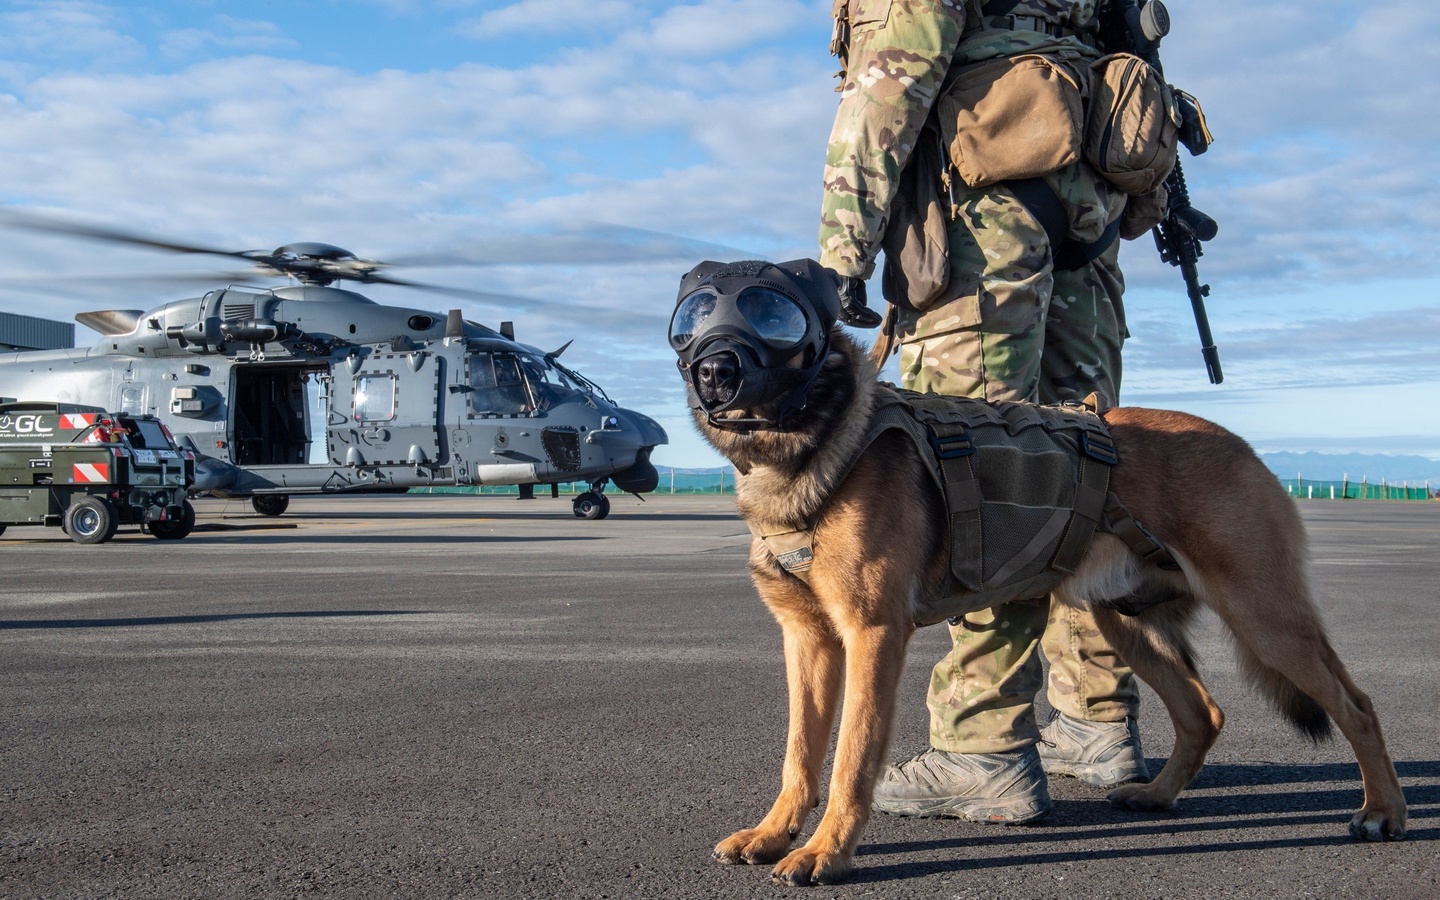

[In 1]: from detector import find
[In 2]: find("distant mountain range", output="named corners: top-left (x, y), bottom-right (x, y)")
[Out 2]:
top-left (1257, 451), bottom-right (1438, 484)
top-left (663, 452), bottom-right (1440, 486)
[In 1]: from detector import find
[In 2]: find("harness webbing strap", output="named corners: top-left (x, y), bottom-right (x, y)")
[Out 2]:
top-left (1101, 492), bottom-right (1181, 570)
top-left (911, 399), bottom-right (984, 592)
top-left (1006, 178), bottom-right (1122, 272)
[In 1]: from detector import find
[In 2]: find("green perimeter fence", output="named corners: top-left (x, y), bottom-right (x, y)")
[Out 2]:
top-left (1282, 478), bottom-right (1433, 501)
top-left (409, 471), bottom-right (739, 496)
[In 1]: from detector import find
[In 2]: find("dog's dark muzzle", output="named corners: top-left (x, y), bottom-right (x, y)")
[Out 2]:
top-left (680, 340), bottom-right (819, 431)
top-left (695, 349), bottom-right (742, 408)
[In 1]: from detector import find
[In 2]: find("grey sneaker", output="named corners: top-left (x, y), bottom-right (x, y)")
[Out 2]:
top-left (872, 746), bottom-right (1051, 824)
top-left (1038, 714), bottom-right (1150, 788)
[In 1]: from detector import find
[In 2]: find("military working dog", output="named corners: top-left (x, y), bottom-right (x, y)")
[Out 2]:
top-left (669, 259), bottom-right (1407, 887)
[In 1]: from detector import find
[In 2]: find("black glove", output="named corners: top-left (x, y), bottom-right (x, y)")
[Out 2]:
top-left (833, 274), bottom-right (883, 329)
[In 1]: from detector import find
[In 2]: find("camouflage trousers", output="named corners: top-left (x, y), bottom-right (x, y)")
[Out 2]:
top-left (893, 169), bottom-right (1137, 753)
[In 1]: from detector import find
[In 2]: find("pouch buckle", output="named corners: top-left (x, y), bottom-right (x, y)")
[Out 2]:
top-left (928, 426), bottom-right (975, 460)
top-left (1080, 431), bottom-right (1119, 466)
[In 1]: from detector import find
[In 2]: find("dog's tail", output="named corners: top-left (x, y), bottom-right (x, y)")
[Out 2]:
top-left (1233, 639), bottom-right (1334, 743)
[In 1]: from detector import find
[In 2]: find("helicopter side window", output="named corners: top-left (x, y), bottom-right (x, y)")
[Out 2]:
top-left (469, 354), bottom-right (534, 416)
top-left (354, 373), bottom-right (398, 423)
top-left (119, 385), bottom-right (147, 416)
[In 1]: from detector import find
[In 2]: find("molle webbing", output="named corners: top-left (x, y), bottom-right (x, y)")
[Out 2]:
top-left (751, 388), bottom-right (1178, 627)
top-left (903, 392), bottom-right (1121, 623)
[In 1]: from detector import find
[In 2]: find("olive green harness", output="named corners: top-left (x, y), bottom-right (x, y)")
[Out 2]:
top-left (747, 386), bottom-right (1177, 626)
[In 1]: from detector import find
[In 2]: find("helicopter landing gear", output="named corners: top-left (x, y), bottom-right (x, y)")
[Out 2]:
top-left (251, 494), bottom-right (290, 517)
top-left (572, 491), bottom-right (611, 520)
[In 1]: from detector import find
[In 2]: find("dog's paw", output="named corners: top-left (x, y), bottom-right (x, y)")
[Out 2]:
top-left (713, 827), bottom-right (793, 866)
top-left (1106, 782), bottom-right (1177, 812)
top-left (770, 846), bottom-right (853, 887)
top-left (1349, 807), bottom-right (1407, 842)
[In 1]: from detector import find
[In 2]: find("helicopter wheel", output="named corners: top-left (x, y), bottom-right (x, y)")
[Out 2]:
top-left (573, 492), bottom-right (609, 520)
top-left (150, 500), bottom-right (196, 540)
top-left (66, 496), bottom-right (120, 545)
top-left (251, 494), bottom-right (290, 517)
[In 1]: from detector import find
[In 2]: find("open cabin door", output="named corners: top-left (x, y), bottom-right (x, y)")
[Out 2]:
top-left (229, 364), bottom-right (327, 465)
top-left (327, 350), bottom-right (442, 467)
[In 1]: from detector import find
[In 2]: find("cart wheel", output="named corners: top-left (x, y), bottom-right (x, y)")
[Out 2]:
top-left (151, 500), bottom-right (196, 540)
top-left (572, 492), bottom-right (605, 520)
top-left (251, 494), bottom-right (290, 517)
top-left (66, 497), bottom-right (119, 545)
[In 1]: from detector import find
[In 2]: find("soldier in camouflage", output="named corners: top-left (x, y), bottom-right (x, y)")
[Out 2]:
top-left (819, 0), bottom-right (1149, 823)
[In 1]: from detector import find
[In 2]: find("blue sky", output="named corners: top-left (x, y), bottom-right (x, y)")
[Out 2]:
top-left (0, 0), bottom-right (1436, 468)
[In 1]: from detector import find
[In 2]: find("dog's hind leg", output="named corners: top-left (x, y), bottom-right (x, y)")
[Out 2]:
top-left (1191, 572), bottom-right (1407, 840)
top-left (1085, 601), bottom-right (1227, 812)
top-left (714, 585), bottom-right (844, 867)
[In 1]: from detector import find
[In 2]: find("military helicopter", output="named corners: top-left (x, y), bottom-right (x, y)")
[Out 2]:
top-left (0, 212), bottom-right (668, 520)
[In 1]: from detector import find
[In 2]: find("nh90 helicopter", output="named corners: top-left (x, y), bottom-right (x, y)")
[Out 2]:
top-left (0, 214), bottom-right (667, 520)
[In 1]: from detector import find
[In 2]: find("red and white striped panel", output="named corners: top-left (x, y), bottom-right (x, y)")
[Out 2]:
top-left (60, 413), bottom-right (98, 429)
top-left (72, 462), bottom-right (111, 483)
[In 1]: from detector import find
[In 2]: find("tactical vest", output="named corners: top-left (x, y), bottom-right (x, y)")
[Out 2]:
top-left (748, 386), bottom-right (1177, 626)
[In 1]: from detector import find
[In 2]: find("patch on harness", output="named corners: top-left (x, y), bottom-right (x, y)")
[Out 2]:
top-left (776, 546), bottom-right (814, 573)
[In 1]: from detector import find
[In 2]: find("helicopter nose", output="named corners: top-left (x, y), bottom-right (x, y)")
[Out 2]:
top-left (696, 351), bottom-right (740, 406)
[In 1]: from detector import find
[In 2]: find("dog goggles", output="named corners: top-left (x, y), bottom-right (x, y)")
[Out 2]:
top-left (669, 287), bottom-right (809, 353)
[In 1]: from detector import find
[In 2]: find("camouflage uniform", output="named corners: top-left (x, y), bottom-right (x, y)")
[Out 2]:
top-left (819, 0), bottom-right (1137, 754)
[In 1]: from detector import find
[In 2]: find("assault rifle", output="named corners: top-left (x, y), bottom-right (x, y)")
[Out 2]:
top-left (1098, 0), bottom-right (1223, 384)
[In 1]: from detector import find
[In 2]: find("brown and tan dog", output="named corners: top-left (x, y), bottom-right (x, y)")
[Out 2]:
top-left (688, 327), bottom-right (1407, 887)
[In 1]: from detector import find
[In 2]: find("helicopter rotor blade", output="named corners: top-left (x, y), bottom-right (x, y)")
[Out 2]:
top-left (0, 207), bottom-right (263, 262)
top-left (355, 272), bottom-right (546, 309)
top-left (0, 270), bottom-right (268, 288)
top-left (385, 224), bottom-right (755, 268)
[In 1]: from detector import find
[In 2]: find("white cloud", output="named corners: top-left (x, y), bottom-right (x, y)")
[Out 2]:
top-left (159, 16), bottom-right (298, 59)
top-left (459, 0), bottom-right (639, 39)
top-left (0, 0), bottom-right (145, 69)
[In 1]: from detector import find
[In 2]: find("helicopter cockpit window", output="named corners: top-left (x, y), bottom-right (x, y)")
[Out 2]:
top-left (469, 354), bottom-right (534, 416)
top-left (354, 373), bottom-right (398, 423)
top-left (517, 355), bottom-right (586, 411)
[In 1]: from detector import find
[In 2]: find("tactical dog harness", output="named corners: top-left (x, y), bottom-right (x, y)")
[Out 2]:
top-left (748, 386), bottom-right (1178, 626)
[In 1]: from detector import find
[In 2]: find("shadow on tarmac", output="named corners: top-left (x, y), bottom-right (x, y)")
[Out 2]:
top-left (0, 610), bottom-right (425, 630)
top-left (850, 760), bottom-right (1438, 883)
top-left (265, 511), bottom-right (739, 523)
top-left (853, 825), bottom-right (1439, 883)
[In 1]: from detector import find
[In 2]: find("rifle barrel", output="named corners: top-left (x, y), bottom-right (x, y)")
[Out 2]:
top-left (1181, 257), bottom-right (1223, 384)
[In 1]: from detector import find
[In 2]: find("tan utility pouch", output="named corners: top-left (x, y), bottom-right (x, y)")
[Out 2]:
top-left (1119, 181), bottom-right (1168, 240)
top-left (1084, 53), bottom-right (1180, 195)
top-left (938, 53), bottom-right (1085, 190)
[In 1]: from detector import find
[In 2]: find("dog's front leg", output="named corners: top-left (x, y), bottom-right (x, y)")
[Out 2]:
top-left (714, 603), bottom-right (843, 867)
top-left (770, 620), bottom-right (910, 887)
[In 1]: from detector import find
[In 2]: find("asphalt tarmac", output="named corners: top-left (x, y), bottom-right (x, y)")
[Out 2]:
top-left (1, 494), bottom-right (1436, 899)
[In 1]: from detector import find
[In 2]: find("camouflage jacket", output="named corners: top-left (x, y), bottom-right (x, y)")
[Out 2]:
top-left (819, 0), bottom-right (1104, 278)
